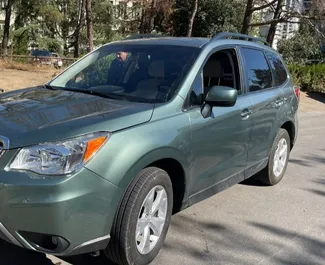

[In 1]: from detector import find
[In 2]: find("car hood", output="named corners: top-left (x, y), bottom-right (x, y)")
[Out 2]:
top-left (0, 87), bottom-right (154, 148)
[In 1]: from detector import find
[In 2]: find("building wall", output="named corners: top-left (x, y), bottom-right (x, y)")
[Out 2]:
top-left (259, 0), bottom-right (303, 49)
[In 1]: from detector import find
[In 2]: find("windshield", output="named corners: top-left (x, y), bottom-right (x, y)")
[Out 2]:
top-left (49, 44), bottom-right (200, 103)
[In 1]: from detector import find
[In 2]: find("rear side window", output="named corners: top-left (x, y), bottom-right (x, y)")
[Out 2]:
top-left (241, 48), bottom-right (272, 92)
top-left (265, 51), bottom-right (288, 86)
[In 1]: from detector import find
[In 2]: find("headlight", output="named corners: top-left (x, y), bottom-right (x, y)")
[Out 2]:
top-left (8, 132), bottom-right (109, 175)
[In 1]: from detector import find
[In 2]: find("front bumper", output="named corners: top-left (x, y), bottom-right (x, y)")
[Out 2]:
top-left (0, 150), bottom-right (122, 256)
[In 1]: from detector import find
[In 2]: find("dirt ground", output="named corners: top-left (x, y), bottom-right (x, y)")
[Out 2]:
top-left (0, 68), bottom-right (59, 91)
top-left (0, 68), bottom-right (324, 113)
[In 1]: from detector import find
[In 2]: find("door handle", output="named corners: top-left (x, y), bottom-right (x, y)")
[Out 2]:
top-left (241, 109), bottom-right (252, 119)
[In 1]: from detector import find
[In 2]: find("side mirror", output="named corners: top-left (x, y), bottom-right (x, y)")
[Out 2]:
top-left (205, 86), bottom-right (237, 107)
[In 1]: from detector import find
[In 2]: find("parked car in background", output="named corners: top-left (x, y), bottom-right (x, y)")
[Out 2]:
top-left (51, 52), bottom-right (63, 68)
top-left (30, 49), bottom-right (63, 68)
top-left (0, 32), bottom-right (299, 265)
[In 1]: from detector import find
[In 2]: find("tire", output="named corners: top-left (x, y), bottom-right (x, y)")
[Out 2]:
top-left (257, 128), bottom-right (291, 186)
top-left (104, 167), bottom-right (173, 265)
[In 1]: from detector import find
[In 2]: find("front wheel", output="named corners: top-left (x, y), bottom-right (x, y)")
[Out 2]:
top-left (104, 167), bottom-right (173, 265)
top-left (257, 129), bottom-right (291, 186)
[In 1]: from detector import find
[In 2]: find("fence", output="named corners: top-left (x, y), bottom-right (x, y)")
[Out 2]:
top-left (0, 54), bottom-right (79, 68)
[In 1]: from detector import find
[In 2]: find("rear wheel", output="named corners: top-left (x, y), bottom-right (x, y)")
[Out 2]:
top-left (257, 129), bottom-right (291, 186)
top-left (104, 167), bottom-right (173, 265)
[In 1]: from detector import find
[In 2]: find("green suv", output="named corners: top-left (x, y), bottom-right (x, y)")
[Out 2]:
top-left (0, 32), bottom-right (299, 265)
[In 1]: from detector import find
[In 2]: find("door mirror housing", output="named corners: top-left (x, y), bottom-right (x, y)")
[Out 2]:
top-left (205, 86), bottom-right (237, 107)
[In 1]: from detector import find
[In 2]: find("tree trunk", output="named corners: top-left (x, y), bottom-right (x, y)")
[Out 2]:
top-left (2, 0), bottom-right (13, 55)
top-left (267, 0), bottom-right (284, 45)
top-left (187, 0), bottom-right (198, 37)
top-left (139, 0), bottom-right (156, 34)
top-left (74, 0), bottom-right (85, 58)
top-left (85, 0), bottom-right (94, 52)
top-left (241, 0), bottom-right (254, 34)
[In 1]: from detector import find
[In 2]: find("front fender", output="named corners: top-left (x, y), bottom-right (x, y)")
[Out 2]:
top-left (117, 147), bottom-right (190, 191)
top-left (85, 112), bottom-right (192, 195)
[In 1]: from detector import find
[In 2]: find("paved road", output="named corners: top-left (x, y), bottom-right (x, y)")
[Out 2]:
top-left (1, 108), bottom-right (324, 265)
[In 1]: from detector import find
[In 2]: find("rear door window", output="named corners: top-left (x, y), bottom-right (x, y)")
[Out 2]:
top-left (265, 51), bottom-right (288, 87)
top-left (241, 48), bottom-right (273, 92)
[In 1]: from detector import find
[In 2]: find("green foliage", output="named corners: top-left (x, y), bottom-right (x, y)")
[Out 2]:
top-left (38, 38), bottom-right (63, 53)
top-left (277, 31), bottom-right (324, 64)
top-left (93, 0), bottom-right (116, 45)
top-left (12, 24), bottom-right (41, 55)
top-left (172, 0), bottom-right (245, 37)
top-left (288, 64), bottom-right (325, 93)
top-left (193, 0), bottom-right (245, 37)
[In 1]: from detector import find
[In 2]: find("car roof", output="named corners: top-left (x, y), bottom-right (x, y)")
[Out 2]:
top-left (109, 37), bottom-right (211, 48)
top-left (108, 35), bottom-right (277, 53)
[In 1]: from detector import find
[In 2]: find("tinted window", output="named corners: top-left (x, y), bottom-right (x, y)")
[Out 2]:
top-left (31, 50), bottom-right (51, 57)
top-left (241, 48), bottom-right (272, 92)
top-left (265, 51), bottom-right (288, 86)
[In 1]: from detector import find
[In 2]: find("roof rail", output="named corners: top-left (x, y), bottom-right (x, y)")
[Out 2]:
top-left (212, 32), bottom-right (269, 46)
top-left (124, 33), bottom-right (169, 40)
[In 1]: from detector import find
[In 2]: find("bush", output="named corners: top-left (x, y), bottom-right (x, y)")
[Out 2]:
top-left (288, 64), bottom-right (325, 93)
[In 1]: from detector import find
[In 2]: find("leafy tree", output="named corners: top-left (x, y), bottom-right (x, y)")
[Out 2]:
top-left (277, 28), bottom-right (324, 64)
top-left (92, 0), bottom-right (116, 45)
top-left (173, 0), bottom-right (245, 37)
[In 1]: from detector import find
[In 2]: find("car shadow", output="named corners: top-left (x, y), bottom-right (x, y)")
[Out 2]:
top-left (59, 253), bottom-right (116, 265)
top-left (0, 239), bottom-right (119, 265)
top-left (0, 240), bottom-right (56, 265)
top-left (306, 91), bottom-right (325, 104)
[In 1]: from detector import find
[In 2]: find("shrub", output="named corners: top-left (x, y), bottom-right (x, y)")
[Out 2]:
top-left (288, 64), bottom-right (325, 93)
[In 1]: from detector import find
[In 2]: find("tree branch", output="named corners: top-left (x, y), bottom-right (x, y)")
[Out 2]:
top-left (249, 18), bottom-right (301, 27)
top-left (251, 0), bottom-right (278, 12)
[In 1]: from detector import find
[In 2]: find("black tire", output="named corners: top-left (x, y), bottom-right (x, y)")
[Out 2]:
top-left (257, 129), bottom-right (291, 186)
top-left (104, 167), bottom-right (173, 265)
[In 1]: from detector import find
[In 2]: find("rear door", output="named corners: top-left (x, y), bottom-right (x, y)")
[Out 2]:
top-left (239, 47), bottom-right (285, 176)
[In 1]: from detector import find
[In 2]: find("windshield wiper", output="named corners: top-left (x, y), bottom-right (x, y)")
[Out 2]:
top-left (43, 84), bottom-right (57, 90)
top-left (59, 87), bottom-right (127, 100)
top-left (43, 85), bottom-right (127, 100)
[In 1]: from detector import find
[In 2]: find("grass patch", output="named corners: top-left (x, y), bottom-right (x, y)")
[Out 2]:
top-left (0, 59), bottom-right (62, 72)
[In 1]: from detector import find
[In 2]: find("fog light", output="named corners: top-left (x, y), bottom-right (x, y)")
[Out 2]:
top-left (18, 230), bottom-right (70, 253)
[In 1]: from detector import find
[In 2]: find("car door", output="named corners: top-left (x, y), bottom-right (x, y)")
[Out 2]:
top-left (239, 47), bottom-right (285, 176)
top-left (185, 47), bottom-right (253, 197)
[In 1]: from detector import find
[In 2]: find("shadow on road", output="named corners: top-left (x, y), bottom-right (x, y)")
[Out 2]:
top-left (290, 154), bottom-right (325, 167)
top-left (156, 213), bottom-right (325, 265)
top-left (0, 211), bottom-right (324, 265)
top-left (0, 239), bottom-right (116, 265)
top-left (305, 177), bottom-right (325, 198)
top-left (306, 92), bottom-right (325, 104)
top-left (0, 240), bottom-right (54, 265)
top-left (60, 254), bottom-right (116, 265)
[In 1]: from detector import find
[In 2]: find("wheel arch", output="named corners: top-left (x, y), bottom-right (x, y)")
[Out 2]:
top-left (281, 120), bottom-right (295, 150)
top-left (117, 148), bottom-right (190, 214)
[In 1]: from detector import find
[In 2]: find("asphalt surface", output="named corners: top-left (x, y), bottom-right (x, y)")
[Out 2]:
top-left (1, 105), bottom-right (324, 265)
